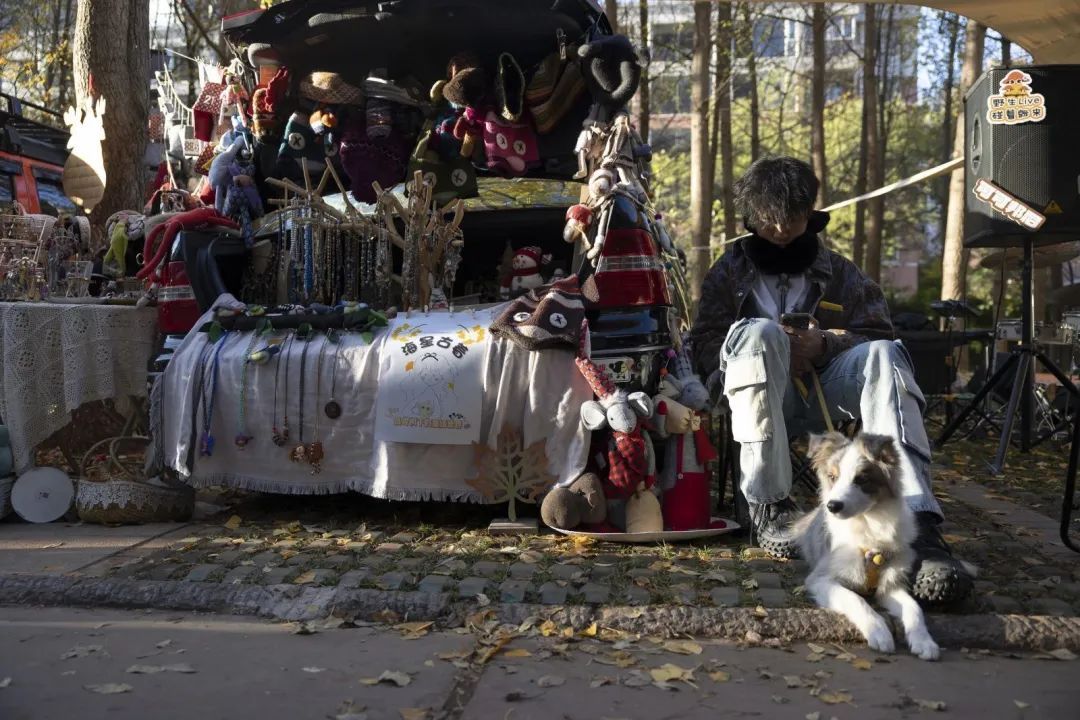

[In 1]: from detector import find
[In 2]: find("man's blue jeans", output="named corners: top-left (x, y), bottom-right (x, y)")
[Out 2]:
top-left (719, 318), bottom-right (943, 519)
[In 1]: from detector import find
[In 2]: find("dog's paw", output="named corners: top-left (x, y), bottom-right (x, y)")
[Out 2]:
top-left (908, 632), bottom-right (940, 661)
top-left (865, 620), bottom-right (895, 654)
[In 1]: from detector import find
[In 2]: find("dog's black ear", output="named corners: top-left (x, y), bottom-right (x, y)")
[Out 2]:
top-left (807, 431), bottom-right (847, 471)
top-left (860, 434), bottom-right (900, 467)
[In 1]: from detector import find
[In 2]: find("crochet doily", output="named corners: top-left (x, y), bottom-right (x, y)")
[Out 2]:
top-left (0, 302), bottom-right (157, 474)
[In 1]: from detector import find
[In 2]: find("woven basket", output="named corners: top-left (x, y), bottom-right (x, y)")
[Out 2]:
top-left (76, 477), bottom-right (194, 525)
top-left (77, 435), bottom-right (193, 524)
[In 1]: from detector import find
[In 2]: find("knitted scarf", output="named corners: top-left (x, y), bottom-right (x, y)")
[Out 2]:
top-left (742, 210), bottom-right (830, 276)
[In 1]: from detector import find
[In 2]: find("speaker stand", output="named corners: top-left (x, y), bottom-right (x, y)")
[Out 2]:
top-left (936, 237), bottom-right (1080, 474)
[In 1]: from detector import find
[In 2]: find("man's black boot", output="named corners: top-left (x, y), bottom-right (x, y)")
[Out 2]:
top-left (911, 511), bottom-right (975, 605)
top-left (749, 497), bottom-right (803, 560)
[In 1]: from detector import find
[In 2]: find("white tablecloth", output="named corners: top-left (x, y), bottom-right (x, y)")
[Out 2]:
top-left (0, 302), bottom-right (157, 474)
top-left (155, 307), bottom-right (592, 500)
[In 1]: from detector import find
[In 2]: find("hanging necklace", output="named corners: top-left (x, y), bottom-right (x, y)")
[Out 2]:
top-left (289, 324), bottom-right (313, 463)
top-left (308, 332), bottom-right (330, 474)
top-left (199, 331), bottom-right (230, 457)
top-left (324, 329), bottom-right (343, 419)
top-left (235, 326), bottom-right (262, 449)
top-left (273, 332), bottom-right (295, 446)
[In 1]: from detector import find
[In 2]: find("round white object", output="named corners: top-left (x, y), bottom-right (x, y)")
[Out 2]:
top-left (12, 468), bottom-right (74, 523)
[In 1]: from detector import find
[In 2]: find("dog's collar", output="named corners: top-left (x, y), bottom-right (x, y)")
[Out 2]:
top-left (861, 548), bottom-right (888, 593)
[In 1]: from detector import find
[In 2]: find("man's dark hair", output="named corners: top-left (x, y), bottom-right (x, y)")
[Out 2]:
top-left (733, 156), bottom-right (820, 229)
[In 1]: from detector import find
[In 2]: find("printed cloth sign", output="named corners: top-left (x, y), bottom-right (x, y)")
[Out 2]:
top-left (375, 309), bottom-right (495, 444)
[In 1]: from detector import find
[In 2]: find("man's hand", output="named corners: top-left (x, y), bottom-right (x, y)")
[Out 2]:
top-left (782, 318), bottom-right (826, 375)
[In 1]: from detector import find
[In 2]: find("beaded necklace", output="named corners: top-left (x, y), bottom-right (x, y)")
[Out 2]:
top-left (308, 332), bottom-right (330, 474)
top-left (199, 331), bottom-right (230, 457)
top-left (289, 324), bottom-right (313, 463)
top-left (235, 328), bottom-right (261, 449)
top-left (272, 332), bottom-right (295, 446)
top-left (324, 329), bottom-right (343, 420)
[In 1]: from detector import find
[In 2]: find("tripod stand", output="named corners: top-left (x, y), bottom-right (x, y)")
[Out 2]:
top-left (936, 237), bottom-right (1080, 475)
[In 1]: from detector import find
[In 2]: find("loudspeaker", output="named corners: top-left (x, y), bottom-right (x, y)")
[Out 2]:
top-left (964, 65), bottom-right (1080, 248)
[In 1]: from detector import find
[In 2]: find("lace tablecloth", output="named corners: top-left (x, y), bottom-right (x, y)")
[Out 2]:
top-left (0, 302), bottom-right (157, 474)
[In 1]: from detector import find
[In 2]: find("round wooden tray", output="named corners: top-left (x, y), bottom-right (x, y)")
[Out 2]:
top-left (549, 517), bottom-right (741, 543)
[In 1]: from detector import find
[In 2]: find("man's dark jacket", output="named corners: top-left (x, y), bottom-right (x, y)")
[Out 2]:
top-left (690, 224), bottom-right (895, 383)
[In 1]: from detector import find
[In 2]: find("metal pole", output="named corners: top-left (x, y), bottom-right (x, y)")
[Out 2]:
top-left (1021, 238), bottom-right (1034, 451)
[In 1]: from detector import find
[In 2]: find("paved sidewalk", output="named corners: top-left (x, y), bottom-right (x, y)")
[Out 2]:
top-left (2, 606), bottom-right (1078, 720)
top-left (1, 440), bottom-right (1078, 651)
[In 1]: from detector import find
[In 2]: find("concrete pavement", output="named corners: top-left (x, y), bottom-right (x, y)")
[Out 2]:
top-left (0, 606), bottom-right (1077, 720)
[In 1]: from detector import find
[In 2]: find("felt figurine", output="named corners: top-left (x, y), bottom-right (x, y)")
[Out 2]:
top-left (574, 34), bottom-right (644, 180)
top-left (539, 472), bottom-right (607, 530)
top-left (575, 321), bottom-right (655, 498)
top-left (563, 204), bottom-right (593, 245)
top-left (654, 349), bottom-right (718, 531)
top-left (499, 246), bottom-right (548, 300)
top-left (442, 53), bottom-right (487, 159)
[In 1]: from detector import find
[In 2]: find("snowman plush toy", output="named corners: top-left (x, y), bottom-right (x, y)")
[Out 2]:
top-left (500, 245), bottom-right (548, 299)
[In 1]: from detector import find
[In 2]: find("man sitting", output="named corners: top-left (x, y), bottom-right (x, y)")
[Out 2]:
top-left (690, 157), bottom-right (973, 604)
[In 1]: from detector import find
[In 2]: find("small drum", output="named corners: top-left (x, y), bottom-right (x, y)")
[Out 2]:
top-left (996, 319), bottom-right (1021, 341)
top-left (995, 319), bottom-right (1065, 344)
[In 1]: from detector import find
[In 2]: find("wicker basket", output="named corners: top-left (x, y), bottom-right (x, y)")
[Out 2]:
top-left (76, 477), bottom-right (194, 525)
top-left (76, 435), bottom-right (194, 524)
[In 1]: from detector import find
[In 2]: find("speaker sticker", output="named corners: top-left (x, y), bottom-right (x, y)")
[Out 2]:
top-left (986, 70), bottom-right (1047, 125)
top-left (972, 178), bottom-right (1046, 230)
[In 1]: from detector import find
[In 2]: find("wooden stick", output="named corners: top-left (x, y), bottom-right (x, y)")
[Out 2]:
top-left (301, 157), bottom-right (312, 195)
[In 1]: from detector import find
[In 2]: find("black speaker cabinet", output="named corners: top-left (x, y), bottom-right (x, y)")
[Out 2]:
top-left (964, 65), bottom-right (1080, 248)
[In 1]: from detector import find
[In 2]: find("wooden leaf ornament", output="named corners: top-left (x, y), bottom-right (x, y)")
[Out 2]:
top-left (468, 425), bottom-right (555, 521)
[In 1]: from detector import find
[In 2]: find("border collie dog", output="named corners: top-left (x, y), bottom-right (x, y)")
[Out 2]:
top-left (795, 432), bottom-right (942, 660)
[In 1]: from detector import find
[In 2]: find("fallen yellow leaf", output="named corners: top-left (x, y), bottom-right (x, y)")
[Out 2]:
top-left (709, 670), bottom-right (731, 683)
top-left (293, 570), bottom-right (317, 585)
top-left (580, 622), bottom-right (599, 638)
top-left (399, 708), bottom-right (428, 720)
top-left (851, 658), bottom-right (873, 671)
top-left (395, 621), bottom-right (434, 636)
top-left (374, 609), bottom-right (401, 624)
top-left (539, 620), bottom-right (558, 637)
top-left (818, 691), bottom-right (853, 705)
top-left (502, 648), bottom-right (532, 658)
top-left (650, 663), bottom-right (695, 684)
top-left (223, 515), bottom-right (242, 530)
top-left (662, 640), bottom-right (703, 656)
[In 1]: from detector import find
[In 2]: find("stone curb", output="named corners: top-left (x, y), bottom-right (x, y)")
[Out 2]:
top-left (2, 573), bottom-right (1078, 652)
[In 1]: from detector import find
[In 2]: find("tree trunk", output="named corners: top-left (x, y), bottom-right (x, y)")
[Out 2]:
top-left (938, 13), bottom-right (959, 245)
top-left (716, 2), bottom-right (735, 243)
top-left (810, 3), bottom-right (827, 207)
top-left (605, 0), bottom-right (619, 34)
top-left (863, 5), bottom-right (884, 283)
top-left (853, 94), bottom-right (868, 268)
top-left (73, 0), bottom-right (150, 236)
top-left (637, 0), bottom-right (650, 143)
top-left (941, 21), bottom-right (986, 302)
top-left (1001, 36), bottom-right (1012, 66)
top-left (739, 3), bottom-right (761, 162)
top-left (688, 0), bottom-right (713, 306)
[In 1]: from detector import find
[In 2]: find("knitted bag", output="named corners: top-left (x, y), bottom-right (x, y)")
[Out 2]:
top-left (490, 276), bottom-right (586, 351)
top-left (192, 81), bottom-right (225, 141)
top-left (406, 123), bottom-right (477, 204)
top-left (478, 109), bottom-right (540, 177)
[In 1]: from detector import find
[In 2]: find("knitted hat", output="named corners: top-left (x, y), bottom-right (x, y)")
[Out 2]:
top-left (491, 276), bottom-right (587, 351)
top-left (300, 72), bottom-right (364, 106)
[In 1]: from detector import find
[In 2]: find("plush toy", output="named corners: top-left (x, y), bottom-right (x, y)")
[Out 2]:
top-left (574, 34), bottom-right (644, 179)
top-left (480, 110), bottom-right (539, 177)
top-left (575, 321), bottom-right (655, 498)
top-left (539, 472), bottom-right (607, 530)
top-left (563, 204), bottom-right (593, 245)
top-left (443, 54), bottom-right (488, 158)
top-left (210, 135), bottom-right (264, 247)
top-left (499, 246), bottom-right (548, 299)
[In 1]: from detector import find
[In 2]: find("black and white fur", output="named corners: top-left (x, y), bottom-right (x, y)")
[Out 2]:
top-left (794, 432), bottom-right (940, 660)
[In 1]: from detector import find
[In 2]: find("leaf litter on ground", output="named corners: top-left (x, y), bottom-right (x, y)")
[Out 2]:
top-left (125, 664), bottom-right (196, 674)
top-left (358, 671), bottom-right (411, 687)
top-left (84, 683), bottom-right (133, 694)
top-left (60, 645), bottom-right (106, 660)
